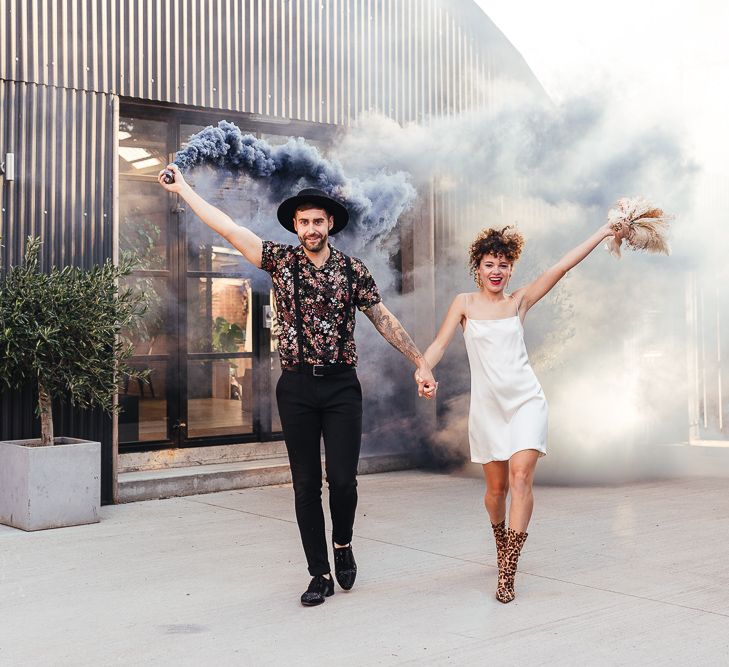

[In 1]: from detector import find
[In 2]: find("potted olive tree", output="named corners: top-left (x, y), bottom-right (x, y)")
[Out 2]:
top-left (0, 237), bottom-right (146, 530)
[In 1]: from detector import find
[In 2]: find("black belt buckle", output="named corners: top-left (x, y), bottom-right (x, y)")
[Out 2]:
top-left (312, 364), bottom-right (325, 377)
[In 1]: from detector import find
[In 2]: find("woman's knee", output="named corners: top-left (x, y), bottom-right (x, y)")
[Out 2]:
top-left (485, 483), bottom-right (508, 500)
top-left (509, 468), bottom-right (533, 496)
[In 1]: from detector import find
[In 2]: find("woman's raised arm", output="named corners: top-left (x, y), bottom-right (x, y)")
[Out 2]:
top-left (514, 222), bottom-right (623, 316)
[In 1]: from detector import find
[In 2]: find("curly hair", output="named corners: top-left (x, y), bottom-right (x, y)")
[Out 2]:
top-left (468, 226), bottom-right (525, 285)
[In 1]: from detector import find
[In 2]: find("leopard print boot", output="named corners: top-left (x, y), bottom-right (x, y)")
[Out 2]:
top-left (495, 527), bottom-right (528, 604)
top-left (491, 520), bottom-right (507, 572)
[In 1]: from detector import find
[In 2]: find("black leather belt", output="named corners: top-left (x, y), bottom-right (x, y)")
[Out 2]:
top-left (282, 363), bottom-right (356, 377)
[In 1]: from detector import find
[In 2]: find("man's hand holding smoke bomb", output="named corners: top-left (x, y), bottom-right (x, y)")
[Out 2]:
top-left (158, 164), bottom-right (186, 194)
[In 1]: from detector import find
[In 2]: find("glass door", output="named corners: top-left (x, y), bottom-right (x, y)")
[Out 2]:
top-left (118, 110), bottom-right (282, 451)
top-left (118, 116), bottom-right (178, 448)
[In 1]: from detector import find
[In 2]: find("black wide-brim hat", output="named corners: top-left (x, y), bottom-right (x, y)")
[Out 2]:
top-left (277, 188), bottom-right (350, 235)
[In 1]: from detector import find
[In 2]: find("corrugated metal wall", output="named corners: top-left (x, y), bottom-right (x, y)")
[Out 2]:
top-left (0, 80), bottom-right (115, 268)
top-left (0, 0), bottom-right (538, 125)
top-left (0, 79), bottom-right (116, 503)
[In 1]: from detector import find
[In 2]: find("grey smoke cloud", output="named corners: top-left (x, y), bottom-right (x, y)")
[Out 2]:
top-left (171, 120), bottom-right (416, 256)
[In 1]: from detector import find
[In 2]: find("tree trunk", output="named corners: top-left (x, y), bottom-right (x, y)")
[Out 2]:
top-left (38, 381), bottom-right (54, 446)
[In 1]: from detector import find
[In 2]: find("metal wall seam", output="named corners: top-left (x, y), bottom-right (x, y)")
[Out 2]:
top-left (272, 0), bottom-right (278, 117)
top-left (265, 0), bottom-right (270, 117)
top-left (287, 0), bottom-right (293, 119)
top-left (233, 0), bottom-right (241, 111)
top-left (332, 0), bottom-right (338, 125)
top-left (214, 0), bottom-right (220, 110)
top-left (385, 0), bottom-right (390, 119)
top-left (188, 0), bottom-right (195, 107)
top-left (257, 0), bottom-right (263, 115)
top-left (324, 0), bottom-right (330, 124)
top-left (0, 1), bottom-right (6, 82)
top-left (81, 0), bottom-right (89, 92)
top-left (365, 0), bottom-right (371, 113)
top-left (305, 0), bottom-right (310, 122)
top-left (353, 0), bottom-right (359, 119)
top-left (316, 0), bottom-right (321, 122)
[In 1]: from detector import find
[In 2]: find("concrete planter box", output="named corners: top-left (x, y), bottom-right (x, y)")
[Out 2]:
top-left (0, 437), bottom-right (101, 531)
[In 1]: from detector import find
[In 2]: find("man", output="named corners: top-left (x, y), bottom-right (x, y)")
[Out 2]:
top-left (158, 165), bottom-right (436, 606)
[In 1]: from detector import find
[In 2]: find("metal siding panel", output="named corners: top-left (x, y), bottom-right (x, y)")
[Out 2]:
top-left (190, 0), bottom-right (197, 106)
top-left (0, 0), bottom-right (535, 122)
top-left (303, 0), bottom-right (309, 121)
top-left (264, 0), bottom-right (270, 116)
top-left (0, 0), bottom-right (6, 79)
top-left (326, 0), bottom-right (331, 123)
top-left (249, 0), bottom-right (256, 113)
top-left (0, 81), bottom-right (115, 502)
top-left (346, 0), bottom-right (351, 124)
top-left (224, 0), bottom-right (232, 111)
top-left (277, 0), bottom-right (284, 118)
top-left (317, 0), bottom-right (323, 123)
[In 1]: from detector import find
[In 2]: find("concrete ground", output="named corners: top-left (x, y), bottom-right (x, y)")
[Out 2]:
top-left (1, 471), bottom-right (728, 666)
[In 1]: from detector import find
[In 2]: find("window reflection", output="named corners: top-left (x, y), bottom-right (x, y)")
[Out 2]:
top-left (119, 180), bottom-right (168, 270)
top-left (188, 277), bottom-right (252, 354)
top-left (188, 358), bottom-right (253, 437)
top-left (119, 361), bottom-right (168, 443)
top-left (120, 276), bottom-right (168, 356)
top-left (118, 117), bottom-right (167, 176)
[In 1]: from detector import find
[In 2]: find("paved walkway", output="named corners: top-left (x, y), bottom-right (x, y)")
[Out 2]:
top-left (1, 471), bottom-right (728, 665)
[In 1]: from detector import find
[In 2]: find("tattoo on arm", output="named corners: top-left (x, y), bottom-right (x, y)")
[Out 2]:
top-left (364, 303), bottom-right (424, 366)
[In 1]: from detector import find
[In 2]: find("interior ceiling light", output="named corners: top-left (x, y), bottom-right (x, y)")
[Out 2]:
top-left (119, 146), bottom-right (151, 162)
top-left (131, 157), bottom-right (162, 170)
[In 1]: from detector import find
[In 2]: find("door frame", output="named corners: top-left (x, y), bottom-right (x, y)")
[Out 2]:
top-left (118, 100), bottom-right (336, 452)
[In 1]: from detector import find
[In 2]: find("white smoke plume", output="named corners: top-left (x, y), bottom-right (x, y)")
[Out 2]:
top-left (327, 79), bottom-right (721, 483)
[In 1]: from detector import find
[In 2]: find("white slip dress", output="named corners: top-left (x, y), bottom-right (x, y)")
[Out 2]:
top-left (463, 294), bottom-right (548, 464)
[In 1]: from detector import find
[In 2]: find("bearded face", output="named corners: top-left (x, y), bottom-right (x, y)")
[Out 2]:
top-left (293, 206), bottom-right (334, 253)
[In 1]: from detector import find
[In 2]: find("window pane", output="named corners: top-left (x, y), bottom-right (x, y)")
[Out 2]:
top-left (119, 361), bottom-right (168, 443)
top-left (119, 117), bottom-right (167, 177)
top-left (188, 277), bottom-right (252, 354)
top-left (119, 276), bottom-right (169, 356)
top-left (119, 179), bottom-right (169, 270)
top-left (187, 232), bottom-right (250, 273)
top-left (187, 358), bottom-right (254, 437)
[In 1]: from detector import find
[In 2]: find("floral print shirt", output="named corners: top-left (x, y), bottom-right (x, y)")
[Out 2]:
top-left (261, 241), bottom-right (382, 368)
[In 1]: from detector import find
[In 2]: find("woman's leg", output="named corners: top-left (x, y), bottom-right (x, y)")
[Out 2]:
top-left (483, 461), bottom-right (510, 576)
top-left (507, 449), bottom-right (540, 532)
top-left (482, 460), bottom-right (509, 524)
top-left (496, 448), bottom-right (540, 603)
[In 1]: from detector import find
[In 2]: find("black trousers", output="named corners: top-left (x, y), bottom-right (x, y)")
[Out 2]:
top-left (276, 368), bottom-right (363, 576)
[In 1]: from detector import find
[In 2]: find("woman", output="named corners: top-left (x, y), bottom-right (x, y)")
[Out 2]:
top-left (423, 221), bottom-right (625, 603)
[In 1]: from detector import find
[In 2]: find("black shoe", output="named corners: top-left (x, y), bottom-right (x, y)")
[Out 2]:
top-left (300, 575), bottom-right (334, 607)
top-left (333, 544), bottom-right (357, 590)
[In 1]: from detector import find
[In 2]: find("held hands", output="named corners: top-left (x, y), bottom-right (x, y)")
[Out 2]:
top-left (414, 363), bottom-right (438, 400)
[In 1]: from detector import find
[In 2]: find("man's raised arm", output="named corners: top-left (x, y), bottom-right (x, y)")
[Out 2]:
top-left (158, 164), bottom-right (263, 268)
